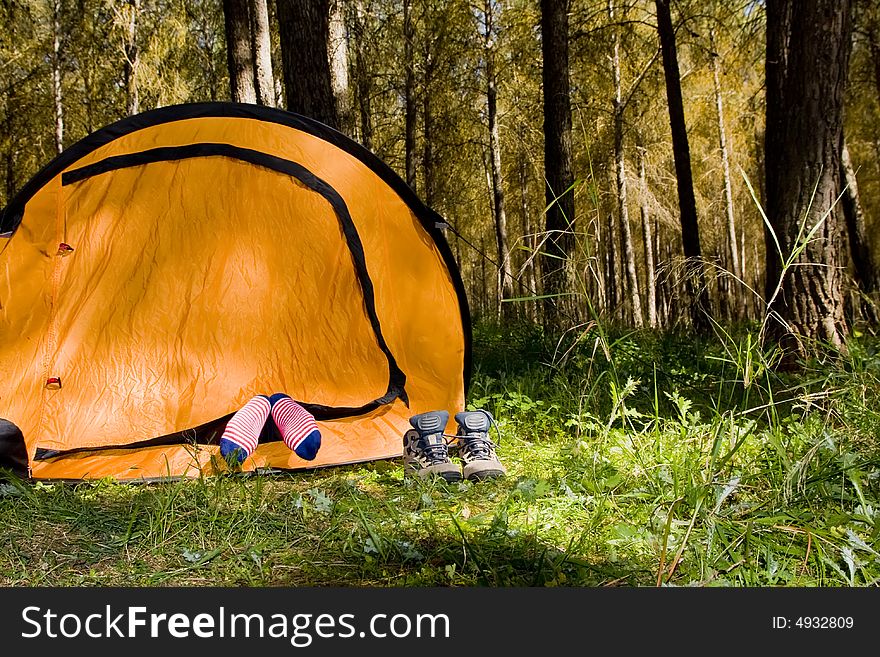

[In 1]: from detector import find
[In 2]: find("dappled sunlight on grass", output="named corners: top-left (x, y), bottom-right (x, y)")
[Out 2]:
top-left (2, 321), bottom-right (879, 586)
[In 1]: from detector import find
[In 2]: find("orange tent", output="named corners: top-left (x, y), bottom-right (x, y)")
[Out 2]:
top-left (0, 103), bottom-right (470, 481)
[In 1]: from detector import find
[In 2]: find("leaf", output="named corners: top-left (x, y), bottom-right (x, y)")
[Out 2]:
top-left (533, 479), bottom-right (551, 497)
top-left (713, 476), bottom-right (741, 514)
top-left (182, 548), bottom-right (221, 565)
top-left (841, 547), bottom-right (858, 586)
top-left (846, 530), bottom-right (880, 558)
top-left (306, 488), bottom-right (334, 514)
top-left (182, 549), bottom-right (203, 563)
top-left (0, 483), bottom-right (21, 498)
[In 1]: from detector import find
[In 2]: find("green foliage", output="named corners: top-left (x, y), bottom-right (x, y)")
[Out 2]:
top-left (2, 321), bottom-right (879, 586)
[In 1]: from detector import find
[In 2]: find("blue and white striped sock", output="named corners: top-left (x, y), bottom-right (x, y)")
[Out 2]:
top-left (269, 393), bottom-right (321, 461)
top-left (219, 395), bottom-right (271, 464)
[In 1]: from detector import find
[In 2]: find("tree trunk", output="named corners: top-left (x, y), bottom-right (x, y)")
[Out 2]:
top-left (422, 39), bottom-right (435, 208)
top-left (124, 0), bottom-right (141, 116)
top-left (655, 0), bottom-right (710, 330)
top-left (710, 29), bottom-right (741, 286)
top-left (638, 147), bottom-right (657, 328)
top-left (329, 0), bottom-right (353, 134)
top-left (606, 203), bottom-right (619, 317)
top-left (611, 1), bottom-right (643, 327)
top-left (52, 0), bottom-right (64, 152)
top-left (764, 0), bottom-right (852, 355)
top-left (251, 0), bottom-right (276, 106)
top-left (351, 0), bottom-right (373, 148)
top-left (841, 138), bottom-right (879, 316)
top-left (594, 209), bottom-right (607, 313)
top-left (484, 1), bottom-right (514, 317)
top-left (277, 0), bottom-right (338, 129)
top-left (868, 22), bottom-right (880, 105)
top-left (224, 0), bottom-right (256, 104)
top-left (519, 151), bottom-right (539, 323)
top-left (403, 0), bottom-right (417, 189)
top-left (540, 0), bottom-right (576, 326)
top-left (4, 95), bottom-right (15, 203)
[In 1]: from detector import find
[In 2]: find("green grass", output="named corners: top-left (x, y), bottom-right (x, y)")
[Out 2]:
top-left (2, 321), bottom-right (879, 586)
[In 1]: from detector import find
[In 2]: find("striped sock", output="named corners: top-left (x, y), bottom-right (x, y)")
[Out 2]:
top-left (269, 393), bottom-right (322, 461)
top-left (219, 395), bottom-right (271, 464)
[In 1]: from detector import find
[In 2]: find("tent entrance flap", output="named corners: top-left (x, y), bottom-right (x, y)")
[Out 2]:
top-left (0, 102), bottom-right (469, 481)
top-left (36, 152), bottom-right (404, 456)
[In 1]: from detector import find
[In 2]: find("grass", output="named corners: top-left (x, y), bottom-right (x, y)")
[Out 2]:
top-left (1, 320), bottom-right (879, 587)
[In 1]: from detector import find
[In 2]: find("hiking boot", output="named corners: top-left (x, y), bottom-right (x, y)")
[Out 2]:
top-left (404, 411), bottom-right (461, 482)
top-left (454, 410), bottom-right (506, 481)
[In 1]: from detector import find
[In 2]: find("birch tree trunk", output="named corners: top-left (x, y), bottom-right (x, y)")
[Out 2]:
top-left (840, 138), bottom-right (879, 318)
top-left (606, 205), bottom-right (619, 317)
top-left (4, 95), bottom-right (16, 202)
top-left (329, 0), bottom-right (353, 134)
top-left (638, 147), bottom-right (657, 328)
top-left (351, 0), bottom-right (373, 148)
top-left (251, 0), bottom-right (276, 106)
top-left (484, 1), bottom-right (514, 317)
top-left (404, 0), bottom-right (417, 189)
top-left (422, 39), bottom-right (435, 208)
top-left (611, 1), bottom-right (643, 327)
top-left (52, 0), bottom-right (64, 152)
top-left (519, 152), bottom-right (539, 323)
top-left (710, 30), bottom-right (741, 286)
top-left (124, 0), bottom-right (141, 116)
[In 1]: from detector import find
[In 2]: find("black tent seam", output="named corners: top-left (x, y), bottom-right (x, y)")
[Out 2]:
top-left (32, 143), bottom-right (407, 461)
top-left (32, 393), bottom-right (404, 462)
top-left (0, 102), bottom-right (471, 393)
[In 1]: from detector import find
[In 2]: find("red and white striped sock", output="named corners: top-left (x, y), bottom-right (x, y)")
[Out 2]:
top-left (270, 394), bottom-right (322, 461)
top-left (219, 395), bottom-right (271, 464)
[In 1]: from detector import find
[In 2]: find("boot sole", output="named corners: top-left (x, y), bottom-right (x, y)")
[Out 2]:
top-left (466, 469), bottom-right (505, 481)
top-left (404, 463), bottom-right (462, 483)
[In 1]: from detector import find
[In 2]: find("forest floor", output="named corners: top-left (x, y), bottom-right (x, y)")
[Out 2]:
top-left (2, 321), bottom-right (879, 586)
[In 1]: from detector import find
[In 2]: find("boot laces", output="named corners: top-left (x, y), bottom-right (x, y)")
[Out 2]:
top-left (419, 434), bottom-right (452, 464)
top-left (460, 432), bottom-right (497, 461)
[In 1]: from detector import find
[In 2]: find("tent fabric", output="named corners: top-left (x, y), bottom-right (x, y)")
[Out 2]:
top-left (0, 103), bottom-right (470, 481)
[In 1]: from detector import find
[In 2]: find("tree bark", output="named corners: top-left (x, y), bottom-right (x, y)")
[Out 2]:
top-left (867, 20), bottom-right (880, 105)
top-left (4, 95), bottom-right (15, 203)
top-left (351, 0), bottom-right (373, 149)
top-left (484, 1), bottom-right (514, 317)
top-left (611, 1), bottom-right (643, 327)
top-left (764, 0), bottom-right (852, 355)
top-left (329, 0), bottom-right (353, 134)
top-left (655, 0), bottom-right (710, 330)
top-left (841, 138), bottom-right (879, 313)
top-left (52, 0), bottom-right (64, 152)
top-left (403, 0), bottom-right (417, 189)
top-left (540, 0), bottom-right (576, 325)
top-left (277, 0), bottom-right (338, 129)
top-left (123, 0), bottom-right (141, 116)
top-left (638, 147), bottom-right (657, 328)
top-left (251, 0), bottom-right (276, 106)
top-left (605, 192), bottom-right (619, 317)
top-left (422, 38), bottom-right (435, 208)
top-left (224, 0), bottom-right (257, 104)
top-left (710, 29), bottom-right (740, 285)
top-left (519, 151), bottom-right (539, 323)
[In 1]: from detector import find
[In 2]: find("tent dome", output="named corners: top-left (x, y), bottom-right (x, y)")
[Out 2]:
top-left (0, 103), bottom-right (470, 480)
